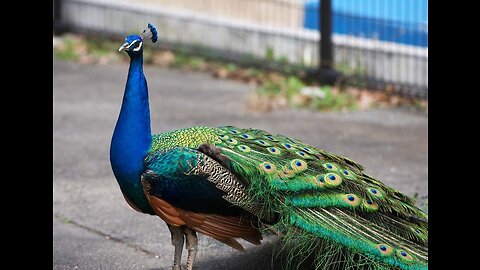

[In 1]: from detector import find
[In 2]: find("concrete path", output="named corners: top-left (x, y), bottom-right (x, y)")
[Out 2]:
top-left (53, 59), bottom-right (427, 270)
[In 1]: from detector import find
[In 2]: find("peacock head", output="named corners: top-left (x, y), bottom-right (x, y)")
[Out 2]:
top-left (119, 35), bottom-right (144, 56)
top-left (119, 23), bottom-right (158, 57)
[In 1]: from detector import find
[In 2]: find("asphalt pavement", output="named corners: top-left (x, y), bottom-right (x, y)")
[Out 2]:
top-left (53, 59), bottom-right (427, 270)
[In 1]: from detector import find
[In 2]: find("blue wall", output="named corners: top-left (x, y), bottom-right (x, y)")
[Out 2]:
top-left (304, 0), bottom-right (428, 47)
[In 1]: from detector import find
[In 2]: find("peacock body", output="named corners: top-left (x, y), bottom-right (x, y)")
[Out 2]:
top-left (110, 24), bottom-right (428, 270)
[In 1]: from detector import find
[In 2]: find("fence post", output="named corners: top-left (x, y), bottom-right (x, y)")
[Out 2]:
top-left (319, 0), bottom-right (341, 84)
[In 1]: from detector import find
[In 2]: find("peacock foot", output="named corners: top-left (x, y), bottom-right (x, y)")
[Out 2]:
top-left (167, 224), bottom-right (198, 270)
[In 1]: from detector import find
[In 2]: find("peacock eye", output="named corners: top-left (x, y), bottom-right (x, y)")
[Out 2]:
top-left (133, 41), bottom-right (143, 52)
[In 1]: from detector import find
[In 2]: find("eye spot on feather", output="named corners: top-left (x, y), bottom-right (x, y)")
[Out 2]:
top-left (301, 147), bottom-right (317, 155)
top-left (259, 162), bottom-right (276, 174)
top-left (323, 163), bottom-right (337, 170)
top-left (280, 166), bottom-right (295, 178)
top-left (226, 138), bottom-right (238, 145)
top-left (376, 244), bottom-right (393, 256)
top-left (255, 139), bottom-right (271, 146)
top-left (220, 135), bottom-right (229, 140)
top-left (367, 188), bottom-right (385, 199)
top-left (411, 227), bottom-right (428, 241)
top-left (282, 143), bottom-right (292, 149)
top-left (237, 145), bottom-right (251, 152)
top-left (362, 198), bottom-right (379, 211)
top-left (230, 129), bottom-right (238, 134)
top-left (267, 147), bottom-right (281, 155)
top-left (396, 250), bottom-right (414, 262)
top-left (342, 194), bottom-right (360, 206)
top-left (341, 169), bottom-right (355, 179)
top-left (290, 159), bottom-right (307, 172)
top-left (324, 173), bottom-right (342, 187)
top-left (296, 151), bottom-right (306, 157)
top-left (265, 135), bottom-right (276, 141)
top-left (241, 134), bottom-right (254, 139)
top-left (412, 227), bottom-right (425, 235)
top-left (314, 174), bottom-right (326, 187)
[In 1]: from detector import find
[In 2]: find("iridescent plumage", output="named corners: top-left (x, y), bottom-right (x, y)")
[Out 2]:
top-left (143, 126), bottom-right (428, 270)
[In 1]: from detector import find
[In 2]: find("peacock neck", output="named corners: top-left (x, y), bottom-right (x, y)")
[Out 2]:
top-left (110, 53), bottom-right (154, 214)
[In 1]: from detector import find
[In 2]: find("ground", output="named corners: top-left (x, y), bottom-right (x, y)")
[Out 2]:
top-left (53, 59), bottom-right (427, 270)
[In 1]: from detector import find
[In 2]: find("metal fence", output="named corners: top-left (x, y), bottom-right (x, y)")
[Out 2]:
top-left (55, 0), bottom-right (428, 98)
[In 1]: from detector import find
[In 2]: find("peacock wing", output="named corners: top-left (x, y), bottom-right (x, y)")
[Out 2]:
top-left (141, 147), bottom-right (262, 250)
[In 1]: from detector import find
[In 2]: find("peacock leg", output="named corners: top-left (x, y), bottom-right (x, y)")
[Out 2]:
top-left (184, 227), bottom-right (198, 270)
top-left (167, 224), bottom-right (185, 270)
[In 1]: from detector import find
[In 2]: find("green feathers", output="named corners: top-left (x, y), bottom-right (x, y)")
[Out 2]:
top-left (211, 126), bottom-right (428, 270)
top-left (146, 125), bottom-right (428, 270)
top-left (149, 126), bottom-right (220, 152)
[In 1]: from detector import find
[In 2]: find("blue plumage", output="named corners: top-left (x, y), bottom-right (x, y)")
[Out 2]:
top-left (125, 34), bottom-right (142, 44)
top-left (148, 23), bottom-right (158, 43)
top-left (110, 33), bottom-right (153, 214)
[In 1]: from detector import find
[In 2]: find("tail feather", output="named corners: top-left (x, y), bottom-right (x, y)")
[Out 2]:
top-left (211, 126), bottom-right (428, 269)
top-left (288, 207), bottom-right (427, 270)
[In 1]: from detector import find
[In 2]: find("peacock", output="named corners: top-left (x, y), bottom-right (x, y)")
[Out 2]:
top-left (110, 24), bottom-right (428, 270)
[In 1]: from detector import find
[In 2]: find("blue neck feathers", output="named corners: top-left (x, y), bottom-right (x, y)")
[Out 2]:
top-left (110, 53), bottom-right (154, 214)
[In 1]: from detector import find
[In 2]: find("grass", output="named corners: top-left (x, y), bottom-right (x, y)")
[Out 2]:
top-left (54, 35), bottom-right (79, 61)
top-left (309, 86), bottom-right (358, 111)
top-left (252, 76), bottom-right (358, 112)
top-left (54, 34), bottom-right (123, 64)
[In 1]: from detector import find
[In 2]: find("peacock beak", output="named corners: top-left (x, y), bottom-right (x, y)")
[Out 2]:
top-left (118, 42), bottom-right (130, 52)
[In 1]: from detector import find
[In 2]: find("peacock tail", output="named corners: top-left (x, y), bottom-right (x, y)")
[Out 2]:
top-left (142, 126), bottom-right (428, 270)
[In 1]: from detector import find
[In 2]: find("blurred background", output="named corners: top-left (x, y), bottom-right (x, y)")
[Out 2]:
top-left (54, 1), bottom-right (427, 269)
top-left (54, 0), bottom-right (428, 100)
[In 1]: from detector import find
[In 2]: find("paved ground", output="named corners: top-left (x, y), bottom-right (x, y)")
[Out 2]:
top-left (53, 59), bottom-right (428, 270)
